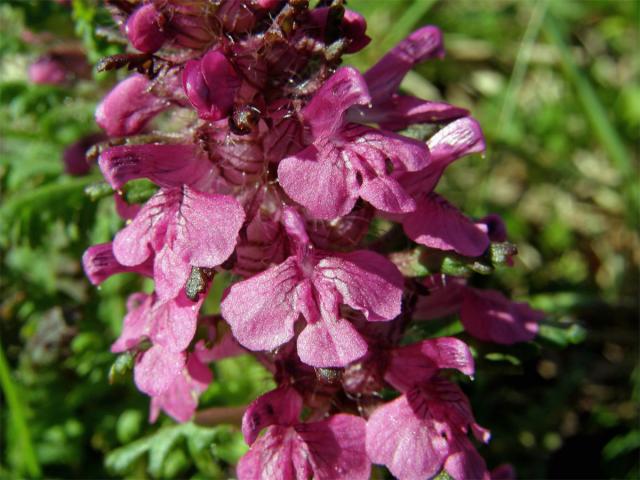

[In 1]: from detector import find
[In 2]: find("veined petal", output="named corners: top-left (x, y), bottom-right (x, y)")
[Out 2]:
top-left (96, 74), bottom-right (168, 137)
top-left (443, 436), bottom-right (490, 480)
top-left (150, 354), bottom-right (212, 423)
top-left (278, 143), bottom-right (358, 220)
top-left (113, 189), bottom-right (174, 266)
top-left (314, 250), bottom-right (403, 322)
top-left (134, 345), bottom-right (185, 397)
top-left (149, 292), bottom-right (203, 352)
top-left (242, 387), bottom-right (303, 445)
top-left (398, 117), bottom-right (485, 195)
top-left (82, 242), bottom-right (152, 285)
top-left (111, 293), bottom-right (153, 353)
top-left (297, 314), bottom-right (368, 368)
top-left (428, 117), bottom-right (486, 165)
top-left (303, 67), bottom-right (371, 139)
top-left (221, 257), bottom-right (301, 352)
top-left (98, 144), bottom-right (212, 189)
top-left (295, 414), bottom-right (370, 480)
top-left (366, 392), bottom-right (449, 480)
top-left (168, 186), bottom-right (245, 267)
top-left (402, 193), bottom-right (490, 257)
top-left (460, 288), bottom-right (541, 344)
top-left (385, 337), bottom-right (474, 392)
top-left (237, 426), bottom-right (306, 480)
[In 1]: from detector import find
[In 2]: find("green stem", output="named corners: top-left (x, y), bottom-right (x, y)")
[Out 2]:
top-left (0, 343), bottom-right (41, 478)
top-left (379, 0), bottom-right (438, 53)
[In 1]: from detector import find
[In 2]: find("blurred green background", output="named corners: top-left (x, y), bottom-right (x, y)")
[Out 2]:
top-left (0, 0), bottom-right (638, 478)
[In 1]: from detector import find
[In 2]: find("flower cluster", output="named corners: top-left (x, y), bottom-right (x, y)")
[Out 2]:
top-left (84, 1), bottom-right (542, 478)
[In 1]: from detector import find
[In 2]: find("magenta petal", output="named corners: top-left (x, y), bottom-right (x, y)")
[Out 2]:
top-left (295, 414), bottom-right (370, 480)
top-left (237, 426), bottom-right (306, 480)
top-left (315, 250), bottom-right (403, 322)
top-left (359, 174), bottom-right (416, 213)
top-left (82, 242), bottom-right (152, 285)
top-left (366, 392), bottom-right (449, 480)
top-left (98, 144), bottom-right (211, 189)
top-left (444, 436), bottom-right (490, 480)
top-left (378, 96), bottom-right (469, 131)
top-left (460, 289), bottom-right (541, 344)
top-left (111, 293), bottom-right (153, 353)
top-left (364, 26), bottom-right (444, 103)
top-left (303, 67), bottom-right (371, 138)
top-left (183, 49), bottom-right (240, 120)
top-left (385, 337), bottom-right (474, 391)
top-left (113, 189), bottom-right (172, 266)
top-left (149, 292), bottom-right (202, 352)
top-left (169, 186), bottom-right (245, 267)
top-left (150, 354), bottom-right (212, 423)
top-left (126, 4), bottom-right (167, 53)
top-left (297, 316), bottom-right (368, 368)
top-left (403, 193), bottom-right (490, 257)
top-left (242, 387), bottom-right (303, 445)
top-left (278, 144), bottom-right (357, 219)
top-left (428, 117), bottom-right (486, 166)
top-left (95, 74), bottom-right (168, 137)
top-left (344, 125), bottom-right (430, 174)
top-left (413, 275), bottom-right (467, 321)
top-left (221, 257), bottom-right (301, 352)
top-left (153, 244), bottom-right (192, 300)
top-left (398, 116), bottom-right (485, 196)
top-left (134, 345), bottom-right (185, 397)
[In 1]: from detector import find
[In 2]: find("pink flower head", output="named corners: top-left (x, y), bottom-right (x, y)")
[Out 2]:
top-left (96, 74), bottom-right (169, 137)
top-left (183, 49), bottom-right (241, 121)
top-left (126, 4), bottom-right (169, 54)
top-left (278, 67), bottom-right (431, 219)
top-left (221, 208), bottom-right (403, 367)
top-left (238, 387), bottom-right (370, 480)
top-left (366, 379), bottom-right (490, 480)
top-left (112, 186), bottom-right (244, 300)
top-left (98, 143), bottom-right (213, 190)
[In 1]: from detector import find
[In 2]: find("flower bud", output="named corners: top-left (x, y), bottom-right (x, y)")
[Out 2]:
top-left (183, 49), bottom-right (240, 121)
top-left (125, 4), bottom-right (168, 54)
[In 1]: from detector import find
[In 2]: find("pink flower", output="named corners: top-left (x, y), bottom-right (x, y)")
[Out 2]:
top-left (278, 67), bottom-right (431, 219)
top-left (415, 275), bottom-right (542, 344)
top-left (221, 208), bottom-right (403, 367)
top-left (366, 379), bottom-right (490, 480)
top-left (112, 186), bottom-right (244, 300)
top-left (238, 387), bottom-right (370, 480)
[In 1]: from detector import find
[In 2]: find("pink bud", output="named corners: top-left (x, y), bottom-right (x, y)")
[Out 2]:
top-left (183, 49), bottom-right (240, 121)
top-left (28, 57), bottom-right (67, 85)
top-left (126, 4), bottom-right (168, 54)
